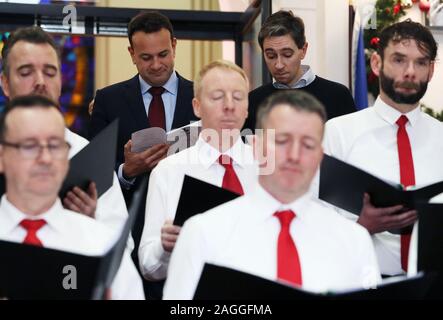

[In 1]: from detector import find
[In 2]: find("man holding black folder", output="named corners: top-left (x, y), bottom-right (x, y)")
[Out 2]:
top-left (1, 26), bottom-right (129, 234)
top-left (138, 60), bottom-right (257, 290)
top-left (163, 91), bottom-right (380, 299)
top-left (323, 21), bottom-right (443, 276)
top-left (0, 96), bottom-right (144, 299)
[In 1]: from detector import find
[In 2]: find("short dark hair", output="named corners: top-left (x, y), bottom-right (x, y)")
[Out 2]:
top-left (258, 10), bottom-right (306, 50)
top-left (256, 90), bottom-right (326, 130)
top-left (127, 11), bottom-right (174, 47)
top-left (1, 26), bottom-right (60, 77)
top-left (377, 19), bottom-right (437, 61)
top-left (0, 95), bottom-right (61, 141)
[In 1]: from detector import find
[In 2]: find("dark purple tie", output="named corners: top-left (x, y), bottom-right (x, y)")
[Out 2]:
top-left (148, 87), bottom-right (166, 130)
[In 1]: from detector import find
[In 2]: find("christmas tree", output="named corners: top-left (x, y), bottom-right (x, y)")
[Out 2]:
top-left (363, 0), bottom-right (407, 99)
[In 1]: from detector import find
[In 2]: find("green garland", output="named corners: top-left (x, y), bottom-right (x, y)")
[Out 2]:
top-left (422, 105), bottom-right (443, 121)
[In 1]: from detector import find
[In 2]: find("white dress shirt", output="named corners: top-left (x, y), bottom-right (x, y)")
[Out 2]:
top-left (407, 223), bottom-right (420, 276)
top-left (163, 184), bottom-right (380, 300)
top-left (0, 196), bottom-right (144, 300)
top-left (323, 97), bottom-right (443, 275)
top-left (65, 129), bottom-right (130, 241)
top-left (138, 136), bottom-right (258, 281)
top-left (273, 65), bottom-right (316, 89)
top-left (407, 193), bottom-right (443, 275)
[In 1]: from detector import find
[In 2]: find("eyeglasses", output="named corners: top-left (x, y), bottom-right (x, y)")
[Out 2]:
top-left (1, 140), bottom-right (71, 159)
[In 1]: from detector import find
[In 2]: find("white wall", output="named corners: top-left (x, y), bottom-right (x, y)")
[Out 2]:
top-left (399, 5), bottom-right (443, 112)
top-left (219, 0), bottom-right (249, 62)
top-left (423, 28), bottom-right (443, 112)
top-left (272, 0), bottom-right (350, 87)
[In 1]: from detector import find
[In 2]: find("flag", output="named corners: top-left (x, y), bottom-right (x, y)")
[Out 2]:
top-left (351, 1), bottom-right (374, 110)
top-left (354, 26), bottom-right (368, 110)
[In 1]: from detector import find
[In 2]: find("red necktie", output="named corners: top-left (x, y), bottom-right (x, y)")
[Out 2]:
top-left (20, 219), bottom-right (46, 247)
top-left (274, 210), bottom-right (302, 286)
top-left (218, 155), bottom-right (244, 195)
top-left (148, 87), bottom-right (166, 130)
top-left (396, 115), bottom-right (415, 272)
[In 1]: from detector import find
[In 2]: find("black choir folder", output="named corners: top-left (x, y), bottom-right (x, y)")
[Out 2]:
top-left (319, 154), bottom-right (443, 215)
top-left (418, 202), bottom-right (443, 272)
top-left (173, 175), bottom-right (240, 226)
top-left (0, 175), bottom-right (144, 300)
top-left (59, 119), bottom-right (119, 200)
top-left (417, 202), bottom-right (443, 299)
top-left (194, 263), bottom-right (435, 300)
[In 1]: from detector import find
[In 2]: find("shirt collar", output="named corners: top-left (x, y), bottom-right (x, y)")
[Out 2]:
top-left (0, 195), bottom-right (65, 236)
top-left (139, 71), bottom-right (178, 96)
top-left (195, 135), bottom-right (254, 170)
top-left (273, 65), bottom-right (316, 89)
top-left (249, 183), bottom-right (312, 223)
top-left (373, 96), bottom-right (421, 127)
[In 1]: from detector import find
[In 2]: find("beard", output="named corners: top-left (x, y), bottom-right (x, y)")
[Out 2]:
top-left (379, 69), bottom-right (428, 104)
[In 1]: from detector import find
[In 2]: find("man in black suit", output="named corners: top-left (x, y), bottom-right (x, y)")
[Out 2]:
top-left (89, 11), bottom-right (196, 202)
top-left (88, 11), bottom-right (197, 299)
top-left (243, 10), bottom-right (356, 132)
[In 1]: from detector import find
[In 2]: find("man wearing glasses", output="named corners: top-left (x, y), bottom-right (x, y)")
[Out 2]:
top-left (0, 26), bottom-right (128, 233)
top-left (0, 95), bottom-right (144, 299)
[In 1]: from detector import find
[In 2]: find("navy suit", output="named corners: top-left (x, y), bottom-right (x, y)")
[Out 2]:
top-left (88, 72), bottom-right (196, 299)
top-left (89, 72), bottom-right (196, 175)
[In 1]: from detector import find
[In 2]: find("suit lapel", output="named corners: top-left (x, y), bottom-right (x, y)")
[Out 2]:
top-left (171, 73), bottom-right (195, 129)
top-left (124, 75), bottom-right (149, 130)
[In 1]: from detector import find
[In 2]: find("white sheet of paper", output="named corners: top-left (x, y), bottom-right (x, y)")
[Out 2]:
top-left (131, 127), bottom-right (166, 153)
top-left (131, 121), bottom-right (202, 153)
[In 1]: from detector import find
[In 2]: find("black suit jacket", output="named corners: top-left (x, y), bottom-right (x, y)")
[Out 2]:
top-left (89, 72), bottom-right (196, 171)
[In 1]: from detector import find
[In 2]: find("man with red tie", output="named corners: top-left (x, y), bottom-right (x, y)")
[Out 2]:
top-left (0, 95), bottom-right (144, 299)
top-left (138, 60), bottom-right (258, 290)
top-left (89, 11), bottom-right (196, 201)
top-left (0, 26), bottom-right (128, 236)
top-left (163, 90), bottom-right (380, 300)
top-left (89, 12), bottom-right (197, 298)
top-left (323, 20), bottom-right (443, 277)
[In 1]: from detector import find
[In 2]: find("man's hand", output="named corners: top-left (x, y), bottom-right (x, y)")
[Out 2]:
top-left (357, 193), bottom-right (417, 234)
top-left (122, 140), bottom-right (169, 178)
top-left (63, 182), bottom-right (98, 218)
top-left (161, 219), bottom-right (181, 252)
top-left (104, 288), bottom-right (112, 300)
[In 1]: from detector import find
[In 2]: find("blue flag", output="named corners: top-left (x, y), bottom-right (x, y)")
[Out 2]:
top-left (354, 27), bottom-right (369, 110)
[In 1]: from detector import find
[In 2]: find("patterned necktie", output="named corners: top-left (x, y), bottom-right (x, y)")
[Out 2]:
top-left (396, 115), bottom-right (415, 272)
top-left (20, 219), bottom-right (46, 247)
top-left (218, 154), bottom-right (244, 195)
top-left (274, 210), bottom-right (302, 286)
top-left (148, 87), bottom-right (166, 130)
